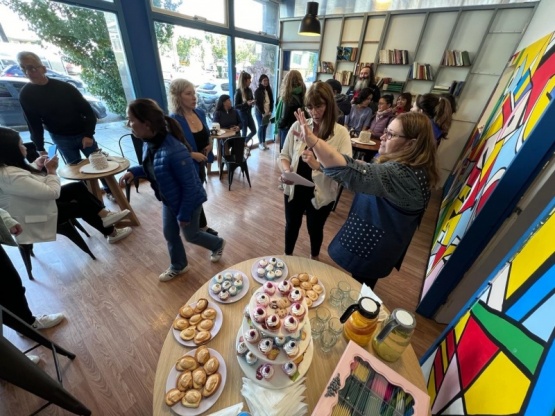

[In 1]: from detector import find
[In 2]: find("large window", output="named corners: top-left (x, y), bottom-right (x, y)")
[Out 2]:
top-left (235, 0), bottom-right (279, 37)
top-left (152, 0), bottom-right (227, 26)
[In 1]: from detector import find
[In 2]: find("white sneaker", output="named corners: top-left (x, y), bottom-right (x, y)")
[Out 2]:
top-left (210, 240), bottom-right (226, 263)
top-left (102, 210), bottom-right (130, 227)
top-left (107, 227), bottom-right (132, 244)
top-left (28, 355), bottom-right (40, 364)
top-left (259, 143), bottom-right (266, 150)
top-left (159, 265), bottom-right (190, 282)
top-left (32, 313), bottom-right (65, 330)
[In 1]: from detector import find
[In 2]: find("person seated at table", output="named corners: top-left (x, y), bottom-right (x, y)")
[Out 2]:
top-left (344, 87), bottom-right (373, 136)
top-left (411, 93), bottom-right (453, 146)
top-left (213, 94), bottom-right (241, 133)
top-left (368, 94), bottom-right (396, 139)
top-left (120, 99), bottom-right (226, 282)
top-left (279, 81), bottom-right (352, 261)
top-left (169, 78), bottom-right (218, 236)
top-left (395, 92), bottom-right (412, 115)
top-left (0, 127), bottom-right (132, 245)
top-left (293, 110), bottom-right (438, 290)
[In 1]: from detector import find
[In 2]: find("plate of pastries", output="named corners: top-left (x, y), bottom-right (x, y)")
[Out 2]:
top-left (172, 298), bottom-right (223, 347)
top-left (165, 346), bottom-right (226, 414)
top-left (287, 273), bottom-right (325, 308)
top-left (208, 269), bottom-right (250, 303)
top-left (251, 256), bottom-right (289, 284)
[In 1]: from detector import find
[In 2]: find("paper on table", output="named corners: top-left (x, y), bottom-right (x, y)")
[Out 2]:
top-left (241, 377), bottom-right (308, 416)
top-left (360, 283), bottom-right (383, 305)
top-left (282, 172), bottom-right (315, 187)
top-left (207, 402), bottom-right (244, 416)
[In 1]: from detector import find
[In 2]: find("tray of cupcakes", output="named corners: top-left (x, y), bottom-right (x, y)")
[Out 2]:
top-left (251, 256), bottom-right (288, 284)
top-left (165, 346), bottom-right (226, 415)
top-left (208, 270), bottom-right (250, 303)
top-left (172, 298), bottom-right (223, 347)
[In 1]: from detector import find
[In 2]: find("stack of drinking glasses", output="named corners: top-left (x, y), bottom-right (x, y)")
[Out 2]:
top-left (309, 306), bottom-right (345, 354)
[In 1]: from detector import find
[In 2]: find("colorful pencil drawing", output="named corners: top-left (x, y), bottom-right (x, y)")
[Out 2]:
top-left (420, 201), bottom-right (555, 415)
top-left (420, 32), bottom-right (555, 302)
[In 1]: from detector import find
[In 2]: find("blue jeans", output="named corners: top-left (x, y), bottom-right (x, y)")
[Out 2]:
top-left (279, 128), bottom-right (289, 152)
top-left (254, 110), bottom-right (267, 144)
top-left (162, 204), bottom-right (224, 270)
top-left (49, 133), bottom-right (99, 164)
top-left (239, 110), bottom-right (256, 142)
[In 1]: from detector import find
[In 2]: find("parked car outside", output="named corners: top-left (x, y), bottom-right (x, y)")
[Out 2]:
top-left (196, 80), bottom-right (230, 121)
top-left (0, 77), bottom-right (107, 130)
top-left (1, 64), bottom-right (84, 89)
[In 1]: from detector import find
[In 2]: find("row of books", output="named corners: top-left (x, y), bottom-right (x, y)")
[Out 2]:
top-left (409, 62), bottom-right (434, 80)
top-left (431, 80), bottom-right (465, 97)
top-left (441, 50), bottom-right (471, 67)
top-left (337, 46), bottom-right (359, 61)
top-left (319, 61), bottom-right (335, 73)
top-left (375, 77), bottom-right (405, 93)
top-left (379, 49), bottom-right (409, 65)
top-left (334, 70), bottom-right (354, 86)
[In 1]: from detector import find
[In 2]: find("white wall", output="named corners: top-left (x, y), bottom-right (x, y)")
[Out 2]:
top-left (517, 0), bottom-right (555, 50)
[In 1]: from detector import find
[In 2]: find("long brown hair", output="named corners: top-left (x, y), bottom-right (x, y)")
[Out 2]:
top-left (127, 99), bottom-right (192, 152)
top-left (377, 112), bottom-right (439, 187)
top-left (279, 70), bottom-right (305, 104)
top-left (305, 81), bottom-right (337, 141)
top-left (415, 93), bottom-right (453, 137)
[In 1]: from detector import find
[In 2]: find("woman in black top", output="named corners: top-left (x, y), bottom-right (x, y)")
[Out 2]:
top-left (276, 70), bottom-right (306, 152)
top-left (213, 94), bottom-right (241, 133)
top-left (234, 71), bottom-right (256, 143)
top-left (254, 74), bottom-right (274, 150)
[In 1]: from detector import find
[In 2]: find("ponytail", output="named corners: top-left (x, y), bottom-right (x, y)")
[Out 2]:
top-left (434, 97), bottom-right (453, 137)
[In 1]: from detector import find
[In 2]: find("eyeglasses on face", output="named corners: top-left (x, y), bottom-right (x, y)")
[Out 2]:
top-left (382, 129), bottom-right (407, 141)
top-left (306, 104), bottom-right (325, 111)
top-left (20, 65), bottom-right (42, 73)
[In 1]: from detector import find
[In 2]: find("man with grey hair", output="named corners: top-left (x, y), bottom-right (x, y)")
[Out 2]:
top-left (17, 51), bottom-right (100, 162)
top-left (347, 65), bottom-right (380, 112)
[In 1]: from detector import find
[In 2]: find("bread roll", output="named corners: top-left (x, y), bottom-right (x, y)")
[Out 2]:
top-left (204, 356), bottom-right (220, 375)
top-left (307, 290), bottom-right (319, 301)
top-left (165, 388), bottom-right (185, 406)
top-left (298, 273), bottom-right (309, 282)
top-left (181, 389), bottom-right (202, 408)
top-left (312, 284), bottom-right (323, 294)
top-left (180, 327), bottom-right (196, 341)
top-left (173, 317), bottom-right (189, 330)
top-left (201, 308), bottom-right (217, 320)
top-left (175, 355), bottom-right (198, 371)
top-left (179, 305), bottom-right (195, 318)
top-left (194, 330), bottom-right (211, 345)
top-left (189, 314), bottom-right (202, 326)
top-left (192, 367), bottom-right (207, 389)
top-left (202, 373), bottom-right (221, 398)
top-left (291, 277), bottom-right (300, 286)
top-left (176, 370), bottom-right (193, 391)
top-left (195, 345), bottom-right (211, 364)
top-left (309, 275), bottom-right (319, 285)
top-left (194, 298), bottom-right (209, 313)
top-left (198, 319), bottom-right (214, 331)
top-left (300, 281), bottom-right (312, 291)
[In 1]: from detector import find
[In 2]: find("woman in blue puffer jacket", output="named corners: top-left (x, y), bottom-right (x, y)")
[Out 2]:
top-left (120, 99), bottom-right (226, 282)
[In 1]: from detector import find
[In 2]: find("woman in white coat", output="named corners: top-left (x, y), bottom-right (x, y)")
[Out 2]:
top-left (0, 127), bottom-right (132, 245)
top-left (279, 81), bottom-right (352, 260)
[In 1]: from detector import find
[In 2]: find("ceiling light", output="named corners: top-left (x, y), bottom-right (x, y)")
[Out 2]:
top-left (298, 2), bottom-right (321, 36)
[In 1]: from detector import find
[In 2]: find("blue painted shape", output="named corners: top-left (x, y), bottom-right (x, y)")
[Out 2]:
top-left (507, 264), bottom-right (555, 320)
top-left (522, 332), bottom-right (555, 415)
top-left (523, 291), bottom-right (555, 342)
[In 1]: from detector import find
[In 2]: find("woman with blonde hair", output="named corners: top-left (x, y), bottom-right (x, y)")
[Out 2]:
top-left (294, 110), bottom-right (438, 289)
top-left (234, 71), bottom-right (256, 143)
top-left (275, 70), bottom-right (306, 152)
top-left (279, 81), bottom-right (351, 260)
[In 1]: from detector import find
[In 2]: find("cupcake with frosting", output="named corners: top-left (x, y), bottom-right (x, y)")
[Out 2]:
top-left (274, 336), bottom-right (287, 347)
top-left (213, 274), bottom-right (224, 284)
top-left (269, 257), bottom-right (277, 266)
top-left (255, 293), bottom-right (270, 307)
top-left (236, 341), bottom-right (249, 356)
top-left (284, 315), bottom-right (299, 333)
top-left (233, 279), bottom-right (243, 291)
top-left (257, 268), bottom-right (266, 278)
top-left (234, 272), bottom-right (244, 281)
top-left (228, 286), bottom-right (238, 296)
top-left (288, 288), bottom-right (304, 303)
top-left (245, 351), bottom-right (258, 365)
top-left (290, 302), bottom-right (306, 320)
top-left (253, 307), bottom-right (267, 323)
top-left (274, 269), bottom-right (283, 279)
top-left (258, 338), bottom-right (274, 356)
top-left (263, 281), bottom-right (276, 295)
top-left (276, 260), bottom-right (285, 269)
top-left (224, 272), bottom-right (233, 281)
top-left (211, 283), bottom-right (222, 294)
top-left (265, 264), bottom-right (274, 272)
top-left (222, 281), bottom-right (232, 291)
top-left (259, 258), bottom-right (268, 268)
top-left (265, 314), bottom-right (281, 330)
top-left (278, 280), bottom-right (291, 296)
top-left (243, 305), bottom-right (250, 319)
top-left (282, 361), bottom-right (298, 377)
top-left (245, 328), bottom-right (260, 343)
top-left (260, 364), bottom-right (275, 380)
top-left (266, 271), bottom-right (276, 281)
top-left (219, 291), bottom-right (230, 301)
top-left (284, 340), bottom-right (299, 358)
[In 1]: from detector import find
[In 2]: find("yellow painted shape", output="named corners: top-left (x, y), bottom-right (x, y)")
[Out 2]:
top-left (480, 136), bottom-right (504, 181)
top-left (507, 209), bottom-right (555, 298)
top-left (512, 33), bottom-right (551, 75)
top-left (524, 77), bottom-right (555, 140)
top-left (441, 342), bottom-right (449, 371)
top-left (427, 365), bottom-right (437, 404)
top-left (454, 312), bottom-right (470, 343)
top-left (465, 352), bottom-right (530, 414)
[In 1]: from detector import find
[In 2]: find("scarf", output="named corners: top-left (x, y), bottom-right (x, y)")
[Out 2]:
top-left (375, 107), bottom-right (394, 120)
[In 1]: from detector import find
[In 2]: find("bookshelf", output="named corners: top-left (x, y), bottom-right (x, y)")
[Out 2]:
top-left (285, 3), bottom-right (536, 184)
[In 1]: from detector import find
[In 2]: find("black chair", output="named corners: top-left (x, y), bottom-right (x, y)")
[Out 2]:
top-left (219, 136), bottom-right (252, 190)
top-left (118, 133), bottom-right (143, 201)
top-left (0, 306), bottom-right (91, 415)
top-left (18, 219), bottom-right (96, 280)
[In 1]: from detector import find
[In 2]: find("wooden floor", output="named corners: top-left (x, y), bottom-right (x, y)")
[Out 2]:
top-left (0, 141), bottom-right (445, 415)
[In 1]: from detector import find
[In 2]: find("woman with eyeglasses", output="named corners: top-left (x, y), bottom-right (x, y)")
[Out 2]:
top-left (368, 93), bottom-right (396, 139)
top-left (279, 82), bottom-right (352, 261)
top-left (294, 110), bottom-right (438, 289)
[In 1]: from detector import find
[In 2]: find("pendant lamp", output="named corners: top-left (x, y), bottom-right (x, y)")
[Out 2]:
top-left (298, 2), bottom-right (321, 36)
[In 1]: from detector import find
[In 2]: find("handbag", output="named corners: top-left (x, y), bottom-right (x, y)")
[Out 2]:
top-left (262, 114), bottom-right (271, 126)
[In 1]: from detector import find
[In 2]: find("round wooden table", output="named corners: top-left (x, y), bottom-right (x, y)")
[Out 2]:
top-left (58, 158), bottom-right (140, 226)
top-left (153, 256), bottom-right (426, 415)
top-left (210, 128), bottom-right (240, 174)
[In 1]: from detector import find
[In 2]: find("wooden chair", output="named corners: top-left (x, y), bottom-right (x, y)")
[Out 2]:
top-left (219, 136), bottom-right (252, 190)
top-left (118, 133), bottom-right (143, 201)
top-left (0, 306), bottom-right (91, 415)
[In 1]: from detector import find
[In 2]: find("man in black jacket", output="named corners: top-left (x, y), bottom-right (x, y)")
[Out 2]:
top-left (326, 79), bottom-right (351, 125)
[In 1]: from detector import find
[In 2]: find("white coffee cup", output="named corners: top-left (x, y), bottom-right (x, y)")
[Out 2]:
top-left (211, 122), bottom-right (220, 131)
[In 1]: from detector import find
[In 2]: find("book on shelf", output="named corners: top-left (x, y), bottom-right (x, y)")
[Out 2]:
top-left (382, 81), bottom-right (404, 93)
top-left (320, 61), bottom-right (334, 74)
top-left (441, 50), bottom-right (471, 67)
top-left (336, 46), bottom-right (358, 61)
top-left (409, 62), bottom-right (434, 80)
top-left (379, 49), bottom-right (408, 64)
top-left (334, 70), bottom-right (353, 86)
top-left (431, 80), bottom-right (465, 97)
